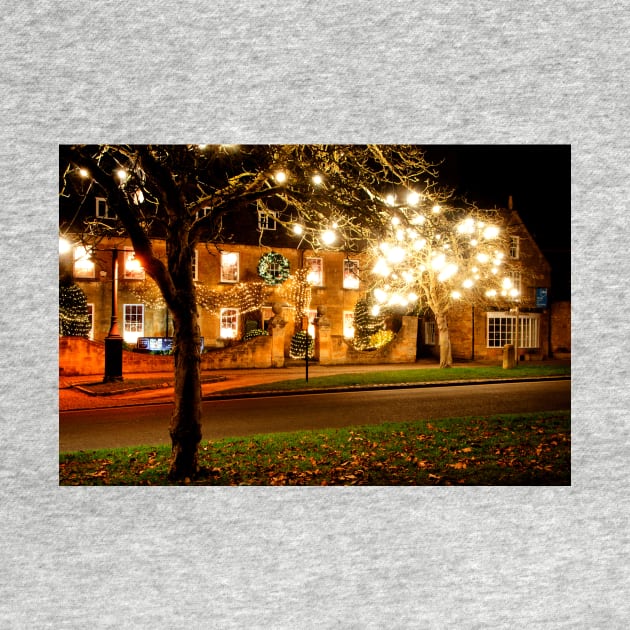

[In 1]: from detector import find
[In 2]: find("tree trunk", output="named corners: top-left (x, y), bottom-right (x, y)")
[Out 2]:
top-left (435, 310), bottom-right (453, 368)
top-left (168, 305), bottom-right (203, 481)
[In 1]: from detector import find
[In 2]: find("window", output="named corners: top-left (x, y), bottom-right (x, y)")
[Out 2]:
top-left (95, 197), bottom-right (116, 219)
top-left (73, 245), bottom-right (95, 278)
top-left (86, 303), bottom-right (94, 340)
top-left (487, 312), bottom-right (540, 348)
top-left (257, 210), bottom-right (277, 231)
top-left (123, 248), bottom-right (145, 280)
top-left (343, 311), bottom-right (355, 338)
top-left (123, 304), bottom-right (144, 344)
top-left (220, 308), bottom-right (239, 339)
top-left (424, 320), bottom-right (436, 345)
top-left (220, 252), bottom-right (239, 283)
top-left (305, 257), bottom-right (323, 286)
top-left (509, 236), bottom-right (520, 259)
top-left (506, 270), bottom-right (522, 295)
top-left (343, 259), bottom-right (360, 289)
top-left (307, 309), bottom-right (317, 338)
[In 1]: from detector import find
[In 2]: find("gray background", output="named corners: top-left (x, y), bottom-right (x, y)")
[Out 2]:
top-left (1, 1), bottom-right (627, 627)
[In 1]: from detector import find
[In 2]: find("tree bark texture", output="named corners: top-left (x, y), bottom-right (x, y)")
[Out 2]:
top-left (435, 310), bottom-right (453, 368)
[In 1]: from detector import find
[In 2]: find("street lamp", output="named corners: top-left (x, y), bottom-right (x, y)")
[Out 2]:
top-left (103, 247), bottom-right (123, 382)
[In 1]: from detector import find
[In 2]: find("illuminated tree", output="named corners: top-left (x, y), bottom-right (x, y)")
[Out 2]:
top-left (59, 281), bottom-right (91, 338)
top-left (365, 199), bottom-right (521, 367)
top-left (59, 144), bottom-right (440, 481)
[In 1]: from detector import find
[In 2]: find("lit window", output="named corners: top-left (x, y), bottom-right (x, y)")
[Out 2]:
top-left (343, 311), bottom-right (355, 338)
top-left (220, 252), bottom-right (239, 283)
top-left (220, 308), bottom-right (239, 339)
top-left (86, 303), bottom-right (94, 340)
top-left (343, 259), bottom-right (360, 289)
top-left (424, 320), bottom-right (436, 345)
top-left (487, 312), bottom-right (539, 348)
top-left (307, 309), bottom-right (317, 338)
top-left (257, 210), bottom-right (277, 231)
top-left (509, 236), bottom-right (520, 259)
top-left (123, 304), bottom-right (144, 344)
top-left (123, 249), bottom-right (145, 280)
top-left (507, 270), bottom-right (522, 295)
top-left (95, 197), bottom-right (116, 219)
top-left (305, 257), bottom-right (323, 286)
top-left (73, 246), bottom-right (95, 278)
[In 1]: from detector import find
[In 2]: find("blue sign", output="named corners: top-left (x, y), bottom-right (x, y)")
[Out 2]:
top-left (137, 337), bottom-right (204, 352)
top-left (535, 287), bottom-right (548, 308)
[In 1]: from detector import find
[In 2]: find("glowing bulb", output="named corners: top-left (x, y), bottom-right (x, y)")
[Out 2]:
top-left (411, 214), bottom-right (426, 225)
top-left (373, 259), bottom-right (391, 277)
top-left (79, 168), bottom-right (89, 178)
top-left (462, 278), bottom-right (474, 288)
top-left (117, 169), bottom-right (128, 182)
top-left (438, 263), bottom-right (458, 282)
top-left (395, 229), bottom-right (405, 242)
top-left (477, 253), bottom-right (489, 263)
top-left (451, 291), bottom-right (462, 299)
top-left (371, 305), bottom-right (381, 317)
top-left (431, 253), bottom-right (446, 271)
top-left (413, 238), bottom-right (426, 251)
top-left (292, 224), bottom-right (304, 235)
top-left (275, 171), bottom-right (287, 183)
top-left (509, 288), bottom-right (519, 297)
top-left (385, 194), bottom-right (396, 206)
top-left (408, 292), bottom-right (418, 302)
top-left (483, 225), bottom-right (500, 239)
top-left (386, 246), bottom-right (405, 264)
top-left (374, 288), bottom-right (387, 303)
top-left (321, 229), bottom-right (336, 245)
top-left (312, 174), bottom-right (323, 185)
top-left (391, 216), bottom-right (401, 226)
top-left (485, 289), bottom-right (497, 297)
top-left (502, 277), bottom-right (513, 289)
top-left (432, 204), bottom-right (441, 213)
top-left (407, 191), bottom-right (420, 206)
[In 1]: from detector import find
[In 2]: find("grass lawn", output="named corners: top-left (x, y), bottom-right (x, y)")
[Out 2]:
top-left (59, 410), bottom-right (570, 486)
top-left (221, 364), bottom-right (570, 394)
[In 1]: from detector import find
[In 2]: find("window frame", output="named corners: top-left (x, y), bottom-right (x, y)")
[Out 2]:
top-left (305, 257), bottom-right (323, 287)
top-left (343, 310), bottom-right (355, 339)
top-left (73, 245), bottom-right (95, 279)
top-left (95, 196), bottom-right (116, 220)
top-left (123, 303), bottom-right (144, 344)
top-left (509, 236), bottom-right (520, 260)
top-left (123, 248), bottom-right (145, 280)
top-left (219, 307), bottom-right (239, 339)
top-left (343, 258), bottom-right (360, 290)
top-left (257, 210), bottom-right (277, 231)
top-left (486, 311), bottom-right (540, 348)
top-left (220, 252), bottom-right (239, 283)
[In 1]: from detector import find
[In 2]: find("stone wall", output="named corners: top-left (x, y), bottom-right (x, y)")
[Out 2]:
top-left (551, 301), bottom-right (571, 355)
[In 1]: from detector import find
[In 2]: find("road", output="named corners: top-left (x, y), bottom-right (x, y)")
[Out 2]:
top-left (59, 380), bottom-right (571, 451)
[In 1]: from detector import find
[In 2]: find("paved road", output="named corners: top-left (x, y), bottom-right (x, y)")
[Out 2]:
top-left (59, 380), bottom-right (571, 451)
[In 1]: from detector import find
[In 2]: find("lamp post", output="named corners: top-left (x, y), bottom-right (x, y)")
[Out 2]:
top-left (103, 247), bottom-right (123, 382)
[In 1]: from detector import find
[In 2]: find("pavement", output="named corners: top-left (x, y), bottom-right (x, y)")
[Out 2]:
top-left (59, 359), bottom-right (571, 411)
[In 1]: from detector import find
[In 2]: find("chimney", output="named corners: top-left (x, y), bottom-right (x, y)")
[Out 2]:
top-left (508, 195), bottom-right (513, 211)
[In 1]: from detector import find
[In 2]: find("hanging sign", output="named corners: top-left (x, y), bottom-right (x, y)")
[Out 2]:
top-left (535, 287), bottom-right (548, 308)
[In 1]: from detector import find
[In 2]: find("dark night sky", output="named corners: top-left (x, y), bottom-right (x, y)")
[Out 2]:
top-left (422, 145), bottom-right (571, 300)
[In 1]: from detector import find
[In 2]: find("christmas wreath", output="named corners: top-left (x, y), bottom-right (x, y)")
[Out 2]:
top-left (257, 252), bottom-right (290, 285)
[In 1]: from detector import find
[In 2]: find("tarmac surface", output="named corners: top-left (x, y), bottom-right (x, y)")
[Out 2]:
top-left (59, 359), bottom-right (571, 411)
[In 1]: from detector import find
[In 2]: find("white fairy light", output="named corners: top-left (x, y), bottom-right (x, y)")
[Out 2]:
top-left (407, 191), bottom-right (420, 206)
top-left (391, 216), bottom-right (401, 226)
top-left (386, 246), bottom-right (406, 264)
top-left (411, 214), bottom-right (426, 225)
top-left (385, 194), bottom-right (396, 206)
top-left (275, 171), bottom-right (287, 184)
top-left (451, 290), bottom-right (462, 299)
top-left (483, 225), bottom-right (500, 239)
top-left (432, 204), bottom-right (441, 213)
top-left (292, 224), bottom-right (304, 235)
top-left (462, 278), bottom-right (474, 288)
top-left (374, 288), bottom-right (387, 303)
top-left (321, 229), bottom-right (336, 245)
top-left (312, 174), bottom-right (323, 185)
top-left (373, 258), bottom-right (391, 277)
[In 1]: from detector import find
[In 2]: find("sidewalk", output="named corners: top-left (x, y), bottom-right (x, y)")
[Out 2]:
top-left (59, 359), bottom-right (570, 411)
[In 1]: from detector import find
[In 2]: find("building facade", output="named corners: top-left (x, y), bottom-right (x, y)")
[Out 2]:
top-left (60, 192), bottom-right (564, 365)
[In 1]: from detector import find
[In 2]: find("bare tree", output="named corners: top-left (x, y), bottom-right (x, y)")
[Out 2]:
top-left (60, 144), bottom-right (441, 481)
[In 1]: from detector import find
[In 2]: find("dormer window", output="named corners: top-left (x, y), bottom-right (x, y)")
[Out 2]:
top-left (95, 197), bottom-right (116, 220)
